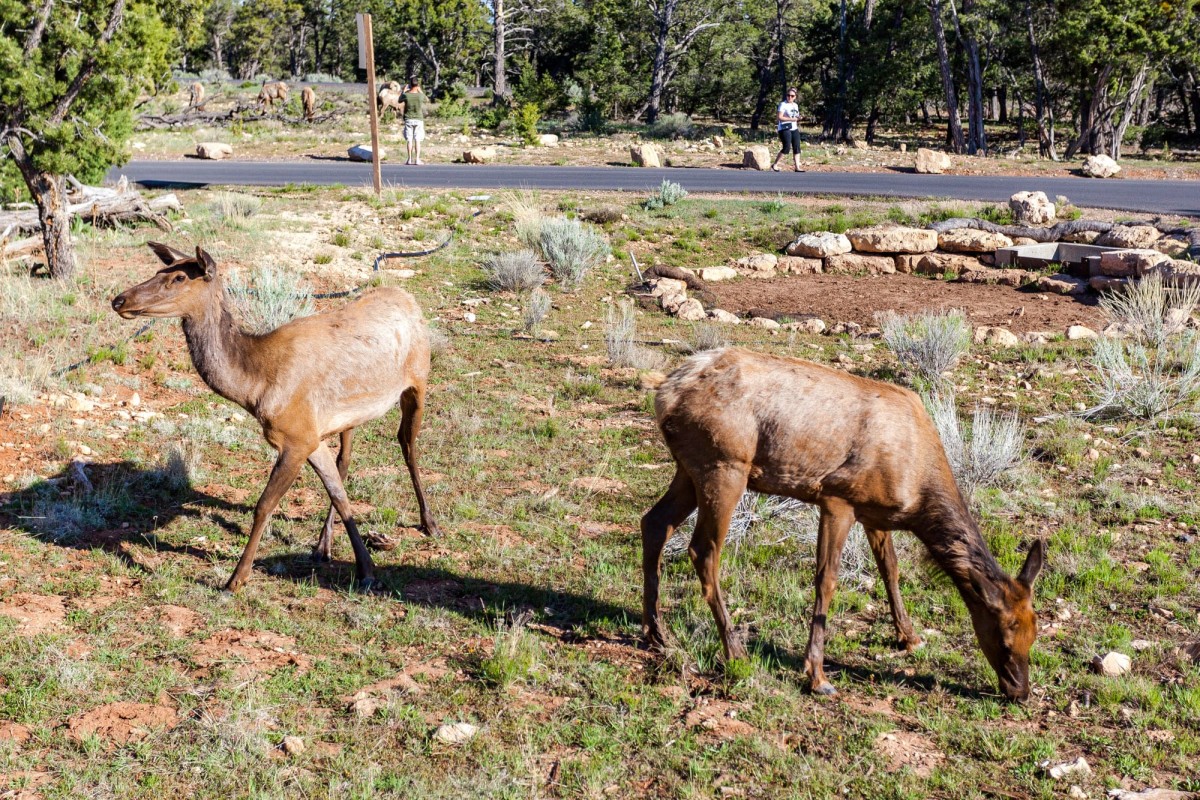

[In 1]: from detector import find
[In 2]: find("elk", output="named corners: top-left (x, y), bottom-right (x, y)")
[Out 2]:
top-left (642, 348), bottom-right (1045, 701)
top-left (111, 243), bottom-right (440, 592)
top-left (257, 81), bottom-right (289, 110)
top-left (301, 86), bottom-right (316, 121)
top-left (188, 82), bottom-right (205, 110)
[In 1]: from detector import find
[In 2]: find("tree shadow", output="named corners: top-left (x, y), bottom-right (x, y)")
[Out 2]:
top-left (0, 460), bottom-right (251, 573)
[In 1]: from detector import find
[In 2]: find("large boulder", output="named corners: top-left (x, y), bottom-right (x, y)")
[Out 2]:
top-left (917, 253), bottom-right (981, 276)
top-left (196, 142), bottom-right (233, 160)
top-left (675, 298), bottom-right (707, 321)
top-left (1082, 153), bottom-right (1121, 178)
top-left (742, 145), bottom-right (772, 171)
top-left (733, 253), bottom-right (778, 277)
top-left (347, 144), bottom-right (385, 162)
top-left (707, 308), bottom-right (741, 324)
top-left (846, 225), bottom-right (937, 254)
top-left (1096, 225), bottom-right (1161, 249)
top-left (537, 134), bottom-right (560, 147)
top-left (938, 229), bottom-right (1014, 253)
top-left (1154, 237), bottom-right (1190, 258)
top-left (1038, 273), bottom-right (1089, 295)
top-left (958, 267), bottom-right (1037, 287)
top-left (915, 148), bottom-right (952, 174)
top-left (974, 326), bottom-right (1023, 347)
top-left (1009, 191), bottom-right (1056, 225)
top-left (463, 147), bottom-right (496, 164)
top-left (777, 256), bottom-right (822, 274)
top-left (698, 266), bottom-right (738, 282)
top-left (824, 253), bottom-right (896, 275)
top-left (786, 231), bottom-right (852, 258)
top-left (1149, 259), bottom-right (1200, 287)
top-left (630, 144), bottom-right (661, 168)
top-left (1098, 249), bottom-right (1171, 277)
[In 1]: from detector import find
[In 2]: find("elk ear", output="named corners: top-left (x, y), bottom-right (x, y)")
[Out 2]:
top-left (195, 247), bottom-right (218, 281)
top-left (147, 241), bottom-right (191, 265)
top-left (969, 570), bottom-right (1006, 610)
top-left (1017, 539), bottom-right (1045, 590)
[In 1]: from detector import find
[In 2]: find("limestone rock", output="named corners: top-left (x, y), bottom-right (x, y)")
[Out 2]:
top-left (707, 308), bottom-right (741, 324)
top-left (196, 142), bottom-right (233, 160)
top-left (348, 144), bottom-right (385, 162)
top-left (742, 145), bottom-right (772, 170)
top-left (282, 736), bottom-right (305, 756)
top-left (537, 133), bottom-right (559, 147)
top-left (463, 147), bottom-right (496, 164)
top-left (918, 252), bottom-right (980, 276)
top-left (958, 268), bottom-right (1036, 287)
top-left (433, 722), bottom-right (479, 745)
top-left (915, 148), bottom-right (952, 174)
top-left (1148, 259), bottom-right (1200, 287)
top-left (1046, 756), bottom-right (1092, 781)
top-left (786, 231), bottom-right (852, 258)
top-left (1092, 651), bottom-right (1132, 677)
top-left (1082, 153), bottom-right (1121, 178)
top-left (938, 229), bottom-right (1014, 253)
top-left (777, 256), bottom-right (822, 274)
top-left (1062, 230), bottom-right (1101, 244)
top-left (1096, 225), bottom-right (1161, 249)
top-left (824, 252), bottom-right (896, 275)
top-left (893, 255), bottom-right (922, 274)
top-left (1155, 237), bottom-right (1189, 257)
top-left (846, 225), bottom-right (937, 254)
top-left (649, 277), bottom-right (687, 298)
top-left (1009, 191), bottom-right (1056, 225)
top-left (630, 143), bottom-right (661, 168)
top-left (747, 316), bottom-right (781, 330)
top-left (1067, 325), bottom-right (1099, 341)
top-left (782, 318), bottom-right (826, 335)
top-left (1038, 273), bottom-right (1090, 295)
top-left (974, 326), bottom-right (1022, 347)
top-left (698, 266), bottom-right (738, 282)
top-left (675, 298), bottom-right (707, 321)
top-left (1090, 275), bottom-right (1129, 292)
top-left (1012, 236), bottom-right (1039, 246)
top-left (733, 253), bottom-right (778, 277)
top-left (1098, 248), bottom-right (1170, 277)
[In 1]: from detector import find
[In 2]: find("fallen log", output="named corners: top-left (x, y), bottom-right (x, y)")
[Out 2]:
top-left (0, 182), bottom-right (180, 236)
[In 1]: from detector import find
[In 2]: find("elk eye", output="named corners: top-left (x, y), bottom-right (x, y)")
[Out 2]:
top-left (173, 273), bottom-right (186, 283)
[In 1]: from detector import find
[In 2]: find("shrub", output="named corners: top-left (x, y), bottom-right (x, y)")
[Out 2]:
top-left (879, 309), bottom-right (971, 387)
top-left (210, 191), bottom-right (261, 224)
top-left (605, 300), bottom-right (665, 370)
top-left (479, 611), bottom-right (541, 689)
top-left (537, 217), bottom-right (610, 290)
top-left (474, 104), bottom-right (509, 130)
top-left (524, 289), bottom-right (551, 334)
top-left (301, 72), bottom-right (342, 83)
top-left (1100, 272), bottom-right (1200, 349)
top-left (643, 179), bottom-right (689, 211)
top-left (224, 264), bottom-right (314, 334)
top-left (925, 392), bottom-right (1025, 501)
top-left (516, 102), bottom-right (541, 145)
top-left (504, 191), bottom-right (544, 248)
top-left (690, 322), bottom-right (728, 352)
top-left (576, 96), bottom-right (607, 134)
top-left (647, 112), bottom-right (695, 140)
top-left (482, 250), bottom-right (545, 293)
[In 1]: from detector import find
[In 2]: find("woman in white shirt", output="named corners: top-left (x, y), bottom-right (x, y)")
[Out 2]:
top-left (771, 88), bottom-right (803, 172)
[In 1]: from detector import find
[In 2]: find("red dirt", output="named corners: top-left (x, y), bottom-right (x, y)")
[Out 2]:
top-left (683, 697), bottom-right (757, 740)
top-left (67, 702), bottom-right (179, 746)
top-left (0, 594), bottom-right (67, 636)
top-left (0, 722), bottom-right (31, 746)
top-left (191, 629), bottom-right (310, 678)
top-left (875, 730), bottom-right (946, 778)
top-left (137, 604), bottom-right (205, 637)
top-left (708, 273), bottom-right (1108, 335)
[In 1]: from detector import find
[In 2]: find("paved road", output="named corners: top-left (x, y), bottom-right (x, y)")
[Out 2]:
top-left (115, 160), bottom-right (1200, 216)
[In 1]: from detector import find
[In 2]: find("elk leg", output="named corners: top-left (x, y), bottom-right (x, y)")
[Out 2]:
top-left (399, 384), bottom-right (440, 537)
top-left (641, 468), bottom-right (698, 650)
top-left (804, 500), bottom-right (855, 695)
top-left (689, 467), bottom-right (749, 663)
top-left (864, 528), bottom-right (922, 651)
top-left (314, 430), bottom-right (354, 562)
top-left (308, 442), bottom-right (376, 590)
top-left (226, 447), bottom-right (309, 592)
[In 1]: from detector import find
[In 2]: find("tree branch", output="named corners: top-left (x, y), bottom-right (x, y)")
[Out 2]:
top-left (24, 0), bottom-right (55, 56)
top-left (49, 0), bottom-right (127, 125)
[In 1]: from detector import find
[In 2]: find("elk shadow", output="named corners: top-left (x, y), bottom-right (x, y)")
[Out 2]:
top-left (0, 459), bottom-right (252, 572)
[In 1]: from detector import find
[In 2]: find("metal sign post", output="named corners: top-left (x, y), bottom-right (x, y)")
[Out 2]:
top-left (357, 12), bottom-right (382, 196)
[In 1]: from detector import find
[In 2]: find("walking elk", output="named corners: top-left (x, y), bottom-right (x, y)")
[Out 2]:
top-left (642, 348), bottom-right (1045, 700)
top-left (112, 243), bottom-right (440, 592)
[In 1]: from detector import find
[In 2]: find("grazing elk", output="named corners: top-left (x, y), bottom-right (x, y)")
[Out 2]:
top-left (188, 82), bottom-right (205, 110)
top-left (257, 81), bottom-right (289, 110)
top-left (111, 243), bottom-right (440, 592)
top-left (642, 348), bottom-right (1045, 701)
top-left (301, 86), bottom-right (316, 121)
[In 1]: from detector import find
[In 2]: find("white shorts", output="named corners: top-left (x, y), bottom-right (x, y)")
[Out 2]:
top-left (403, 120), bottom-right (425, 142)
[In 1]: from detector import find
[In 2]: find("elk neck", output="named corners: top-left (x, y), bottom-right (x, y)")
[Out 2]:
top-left (910, 485), bottom-right (1011, 609)
top-left (179, 287), bottom-right (261, 409)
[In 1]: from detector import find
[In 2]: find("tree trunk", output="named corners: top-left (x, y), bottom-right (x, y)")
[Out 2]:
top-left (1111, 63), bottom-right (1148, 160)
top-left (997, 85), bottom-right (1007, 123)
top-left (7, 136), bottom-right (75, 279)
top-left (1024, 0), bottom-right (1054, 159)
top-left (493, 0), bottom-right (508, 99)
top-left (645, 0), bottom-right (675, 124)
top-left (929, 0), bottom-right (964, 153)
top-left (949, 0), bottom-right (986, 154)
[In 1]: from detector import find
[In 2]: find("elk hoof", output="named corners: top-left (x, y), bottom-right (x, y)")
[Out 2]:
top-left (311, 549), bottom-right (332, 564)
top-left (356, 577), bottom-right (377, 593)
top-left (902, 636), bottom-right (924, 653)
top-left (811, 681), bottom-right (838, 697)
top-left (422, 521), bottom-right (443, 538)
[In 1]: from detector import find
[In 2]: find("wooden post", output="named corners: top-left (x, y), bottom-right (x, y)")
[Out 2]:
top-left (361, 13), bottom-right (382, 196)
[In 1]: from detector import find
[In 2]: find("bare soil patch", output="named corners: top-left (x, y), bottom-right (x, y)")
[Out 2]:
top-left (709, 273), bottom-right (1108, 335)
top-left (683, 697), bottom-right (756, 740)
top-left (191, 629), bottom-right (310, 678)
top-left (67, 702), bottom-right (179, 746)
top-left (0, 722), bottom-right (31, 746)
top-left (0, 594), bottom-right (67, 636)
top-left (874, 730), bottom-right (946, 778)
top-left (138, 604), bottom-right (206, 637)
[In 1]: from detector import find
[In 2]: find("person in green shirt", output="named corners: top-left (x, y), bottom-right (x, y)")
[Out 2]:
top-left (400, 76), bottom-right (427, 165)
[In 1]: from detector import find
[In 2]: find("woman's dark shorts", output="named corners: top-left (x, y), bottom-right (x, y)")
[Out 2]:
top-left (778, 128), bottom-right (802, 154)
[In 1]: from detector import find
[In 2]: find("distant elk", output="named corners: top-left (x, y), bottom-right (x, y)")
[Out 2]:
top-left (111, 243), bottom-right (441, 592)
top-left (642, 347), bottom-right (1045, 701)
top-left (257, 81), bottom-right (289, 110)
top-left (188, 82), bottom-right (205, 110)
top-left (378, 81), bottom-right (403, 119)
top-left (301, 86), bottom-right (316, 121)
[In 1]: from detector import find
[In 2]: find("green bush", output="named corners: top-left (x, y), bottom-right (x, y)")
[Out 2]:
top-left (516, 102), bottom-right (541, 146)
top-left (647, 112), bottom-right (694, 140)
top-left (643, 179), bottom-right (689, 211)
top-left (538, 217), bottom-right (610, 290)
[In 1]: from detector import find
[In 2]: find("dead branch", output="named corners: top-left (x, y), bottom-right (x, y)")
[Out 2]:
top-left (0, 182), bottom-right (180, 236)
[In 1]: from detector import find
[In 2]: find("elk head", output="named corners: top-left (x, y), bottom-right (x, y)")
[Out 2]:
top-left (968, 539), bottom-right (1045, 701)
top-left (111, 243), bottom-right (219, 320)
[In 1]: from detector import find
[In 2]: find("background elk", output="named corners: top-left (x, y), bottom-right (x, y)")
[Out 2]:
top-left (257, 81), bottom-right (289, 110)
top-left (188, 82), bottom-right (205, 110)
top-left (378, 81), bottom-right (403, 119)
top-left (301, 86), bottom-right (316, 121)
top-left (642, 347), bottom-right (1045, 701)
top-left (111, 243), bottom-right (441, 592)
